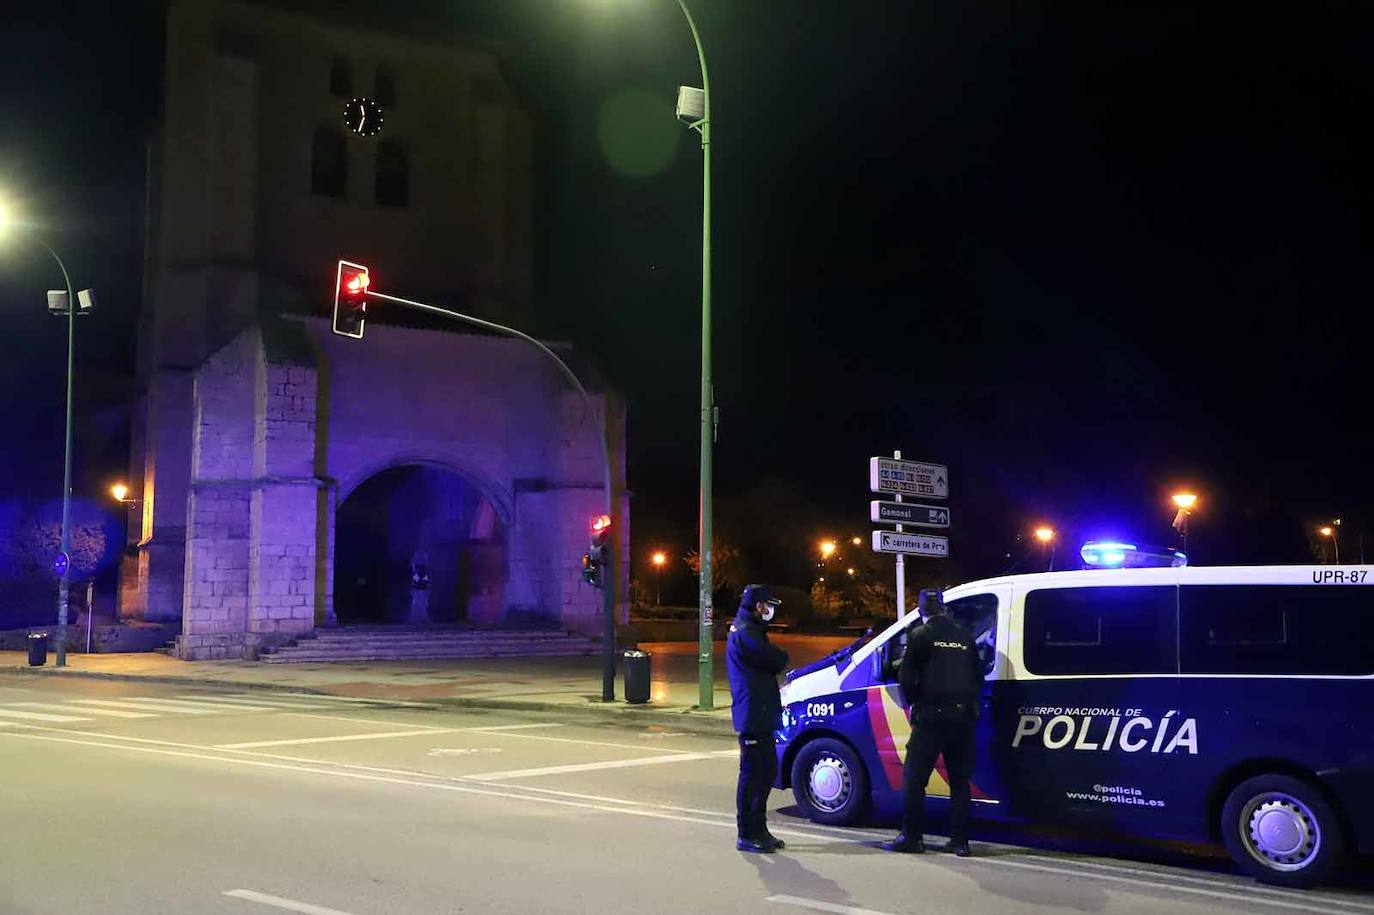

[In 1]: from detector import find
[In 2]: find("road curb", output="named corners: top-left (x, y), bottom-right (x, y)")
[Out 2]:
top-left (1, 665), bottom-right (737, 738)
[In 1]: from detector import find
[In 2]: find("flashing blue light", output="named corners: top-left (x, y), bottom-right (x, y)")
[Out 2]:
top-left (1081, 541), bottom-right (1138, 568)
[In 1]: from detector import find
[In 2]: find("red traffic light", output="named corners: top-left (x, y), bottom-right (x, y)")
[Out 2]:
top-left (332, 259), bottom-right (371, 339)
top-left (591, 514), bottom-right (611, 534)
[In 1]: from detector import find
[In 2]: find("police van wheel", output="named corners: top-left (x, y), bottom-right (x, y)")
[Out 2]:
top-left (1221, 774), bottom-right (1345, 888)
top-left (791, 738), bottom-right (869, 826)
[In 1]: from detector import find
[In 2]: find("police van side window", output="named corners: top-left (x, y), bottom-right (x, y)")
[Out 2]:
top-left (947, 593), bottom-right (998, 677)
top-left (1023, 586), bottom-right (1178, 676)
top-left (1180, 585), bottom-right (1374, 675)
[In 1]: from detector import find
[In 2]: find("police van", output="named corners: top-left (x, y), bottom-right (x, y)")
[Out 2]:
top-left (774, 565), bottom-right (1373, 887)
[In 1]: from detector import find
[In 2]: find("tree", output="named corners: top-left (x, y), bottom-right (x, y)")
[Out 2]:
top-left (682, 537), bottom-right (744, 607)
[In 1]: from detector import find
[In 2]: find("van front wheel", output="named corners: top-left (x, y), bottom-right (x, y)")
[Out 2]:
top-left (1220, 774), bottom-right (1344, 888)
top-left (791, 737), bottom-right (869, 826)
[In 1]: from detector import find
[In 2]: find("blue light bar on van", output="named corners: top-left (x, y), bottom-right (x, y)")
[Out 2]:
top-left (1081, 541), bottom-right (1136, 567)
top-left (1079, 541), bottom-right (1189, 569)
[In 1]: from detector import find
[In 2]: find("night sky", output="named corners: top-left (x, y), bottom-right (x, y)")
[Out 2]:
top-left (2, 2), bottom-right (1371, 601)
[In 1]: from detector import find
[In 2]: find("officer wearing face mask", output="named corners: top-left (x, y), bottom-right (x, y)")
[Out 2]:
top-left (727, 584), bottom-right (789, 853)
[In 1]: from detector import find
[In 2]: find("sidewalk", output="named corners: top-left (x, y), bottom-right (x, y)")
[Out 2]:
top-left (0, 635), bottom-right (852, 737)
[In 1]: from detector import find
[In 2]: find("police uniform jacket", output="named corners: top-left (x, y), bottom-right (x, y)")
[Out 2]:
top-left (726, 609), bottom-right (790, 735)
top-left (898, 614), bottom-right (984, 716)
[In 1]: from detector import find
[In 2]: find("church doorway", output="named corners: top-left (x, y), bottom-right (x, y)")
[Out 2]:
top-left (333, 465), bottom-right (506, 626)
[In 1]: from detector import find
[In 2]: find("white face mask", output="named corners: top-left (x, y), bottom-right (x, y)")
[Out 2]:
top-left (758, 603), bottom-right (775, 623)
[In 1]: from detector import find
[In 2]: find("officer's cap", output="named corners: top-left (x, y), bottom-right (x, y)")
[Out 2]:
top-left (739, 584), bottom-right (781, 609)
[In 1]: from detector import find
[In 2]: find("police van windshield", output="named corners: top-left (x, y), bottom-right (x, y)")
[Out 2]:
top-left (880, 592), bottom-right (1000, 681)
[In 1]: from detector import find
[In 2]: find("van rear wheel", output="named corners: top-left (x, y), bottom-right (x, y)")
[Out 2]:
top-left (791, 737), bottom-right (869, 826)
top-left (1220, 774), bottom-right (1344, 888)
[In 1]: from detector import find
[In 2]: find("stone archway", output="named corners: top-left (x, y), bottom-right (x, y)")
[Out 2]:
top-left (333, 464), bottom-right (507, 626)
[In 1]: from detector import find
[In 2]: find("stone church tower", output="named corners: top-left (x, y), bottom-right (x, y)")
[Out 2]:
top-left (123, 0), bottom-right (627, 658)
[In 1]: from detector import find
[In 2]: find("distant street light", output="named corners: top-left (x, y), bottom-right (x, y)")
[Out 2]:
top-left (819, 540), bottom-right (837, 560)
top-left (1, 198), bottom-right (94, 670)
top-left (850, 536), bottom-right (862, 546)
top-left (1171, 492), bottom-right (1199, 557)
top-left (651, 551), bottom-right (667, 606)
top-left (1033, 526), bottom-right (1056, 571)
top-left (1319, 524), bottom-right (1341, 564)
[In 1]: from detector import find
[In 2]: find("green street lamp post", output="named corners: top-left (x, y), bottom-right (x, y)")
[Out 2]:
top-left (672, 0), bottom-right (715, 711)
top-left (1, 204), bottom-right (87, 669)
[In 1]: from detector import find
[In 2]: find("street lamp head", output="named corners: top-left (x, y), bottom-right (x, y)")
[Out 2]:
top-left (1034, 526), bottom-right (1055, 544)
top-left (111, 483), bottom-right (129, 502)
top-left (851, 536), bottom-right (862, 546)
top-left (1172, 492), bottom-right (1199, 511)
top-left (651, 551), bottom-right (667, 568)
top-left (819, 540), bottom-right (837, 559)
top-left (1319, 526), bottom-right (1334, 538)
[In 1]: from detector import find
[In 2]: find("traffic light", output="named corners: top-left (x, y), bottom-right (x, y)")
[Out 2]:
top-left (333, 259), bottom-right (370, 338)
top-left (581, 514), bottom-right (612, 588)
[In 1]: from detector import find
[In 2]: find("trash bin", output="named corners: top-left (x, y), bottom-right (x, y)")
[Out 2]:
top-left (27, 632), bottom-right (49, 667)
top-left (623, 650), bottom-right (651, 704)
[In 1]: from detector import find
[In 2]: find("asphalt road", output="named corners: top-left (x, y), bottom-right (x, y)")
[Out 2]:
top-left (0, 675), bottom-right (1369, 915)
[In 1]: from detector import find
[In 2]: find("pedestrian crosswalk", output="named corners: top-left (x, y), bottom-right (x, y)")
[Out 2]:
top-left (0, 692), bottom-right (426, 724)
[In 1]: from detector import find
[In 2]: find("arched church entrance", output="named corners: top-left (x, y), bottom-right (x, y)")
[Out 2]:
top-left (333, 464), bottom-right (506, 626)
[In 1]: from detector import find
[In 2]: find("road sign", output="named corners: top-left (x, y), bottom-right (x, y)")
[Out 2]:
top-left (870, 501), bottom-right (950, 528)
top-left (872, 530), bottom-right (949, 557)
top-left (868, 457), bottom-right (948, 499)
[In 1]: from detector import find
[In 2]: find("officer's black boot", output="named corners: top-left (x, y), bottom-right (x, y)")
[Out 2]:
top-left (736, 836), bottom-right (775, 853)
top-left (880, 834), bottom-right (925, 853)
top-left (760, 829), bottom-right (786, 850)
top-left (941, 840), bottom-right (972, 857)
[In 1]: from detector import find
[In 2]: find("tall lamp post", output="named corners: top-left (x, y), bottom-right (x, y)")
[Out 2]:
top-left (668, 0), bottom-right (716, 710)
top-left (0, 203), bottom-right (91, 668)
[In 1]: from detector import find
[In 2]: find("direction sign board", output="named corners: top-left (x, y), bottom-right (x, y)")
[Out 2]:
top-left (870, 501), bottom-right (950, 528)
top-left (872, 530), bottom-right (949, 557)
top-left (868, 457), bottom-right (948, 499)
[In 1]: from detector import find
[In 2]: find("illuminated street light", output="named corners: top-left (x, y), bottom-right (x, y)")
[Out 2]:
top-left (111, 483), bottom-right (131, 503)
top-left (850, 536), bottom-right (862, 546)
top-left (1320, 524), bottom-right (1341, 564)
top-left (1033, 526), bottom-right (1056, 571)
top-left (651, 550), bottom-right (667, 606)
top-left (1, 195), bottom-right (90, 669)
top-left (1171, 492), bottom-right (1199, 558)
top-left (846, 567), bottom-right (856, 576)
top-left (819, 540), bottom-right (837, 560)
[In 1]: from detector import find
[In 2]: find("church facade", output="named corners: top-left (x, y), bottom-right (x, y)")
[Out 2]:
top-left (122, 0), bottom-right (627, 659)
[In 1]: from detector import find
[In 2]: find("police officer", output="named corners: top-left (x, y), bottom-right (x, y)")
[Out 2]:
top-left (727, 584), bottom-right (789, 853)
top-left (882, 588), bottom-right (984, 857)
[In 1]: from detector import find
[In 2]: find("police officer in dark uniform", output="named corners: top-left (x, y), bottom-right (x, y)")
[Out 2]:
top-left (882, 588), bottom-right (984, 857)
top-left (726, 584), bottom-right (789, 853)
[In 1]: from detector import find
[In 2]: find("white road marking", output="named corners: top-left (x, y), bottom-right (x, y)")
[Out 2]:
top-left (428, 748), bottom-right (502, 757)
top-left (173, 694), bottom-right (328, 710)
top-left (463, 723), bottom-right (562, 732)
top-left (282, 713), bottom-right (452, 729)
top-left (4, 725), bottom-right (1362, 914)
top-left (767, 895), bottom-right (896, 915)
top-left (961, 855), bottom-right (1360, 915)
top-left (465, 729), bottom-right (709, 755)
top-left (7, 702), bottom-right (156, 719)
top-left (224, 692), bottom-right (440, 708)
top-left (468, 753), bottom-right (716, 781)
top-left (67, 699), bottom-right (218, 715)
top-left (224, 889), bottom-right (361, 915)
top-left (122, 696), bottom-right (284, 712)
top-left (216, 729), bottom-right (455, 749)
top-left (0, 707), bottom-right (91, 722)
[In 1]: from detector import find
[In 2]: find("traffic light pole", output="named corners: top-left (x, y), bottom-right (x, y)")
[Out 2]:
top-left (676, 0), bottom-right (715, 711)
top-left (366, 290), bottom-right (618, 701)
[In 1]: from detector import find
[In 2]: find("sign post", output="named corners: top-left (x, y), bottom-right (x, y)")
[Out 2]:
top-left (868, 454), bottom-right (949, 622)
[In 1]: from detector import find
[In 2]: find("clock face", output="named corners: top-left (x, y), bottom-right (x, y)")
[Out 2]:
top-left (343, 97), bottom-right (385, 137)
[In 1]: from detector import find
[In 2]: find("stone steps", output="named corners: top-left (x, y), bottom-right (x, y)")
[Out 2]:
top-left (259, 628), bottom-right (598, 663)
